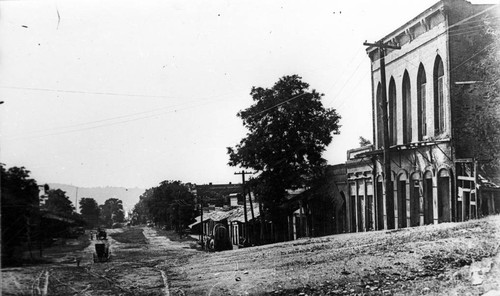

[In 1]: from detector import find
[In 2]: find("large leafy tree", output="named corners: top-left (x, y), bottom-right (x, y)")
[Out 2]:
top-left (142, 181), bottom-right (196, 231)
top-left (79, 197), bottom-right (100, 227)
top-left (44, 189), bottom-right (75, 216)
top-left (452, 17), bottom-right (500, 183)
top-left (1, 164), bottom-right (40, 266)
top-left (131, 189), bottom-right (154, 225)
top-left (227, 75), bottom-right (341, 221)
top-left (99, 198), bottom-right (125, 227)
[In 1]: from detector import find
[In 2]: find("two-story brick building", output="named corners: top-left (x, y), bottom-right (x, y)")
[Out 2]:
top-left (345, 0), bottom-right (499, 232)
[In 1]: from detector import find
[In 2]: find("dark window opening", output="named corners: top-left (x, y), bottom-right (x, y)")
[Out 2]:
top-left (424, 176), bottom-right (433, 224)
top-left (437, 175), bottom-right (451, 222)
top-left (434, 56), bottom-right (445, 135)
top-left (398, 180), bottom-right (407, 228)
top-left (417, 65), bottom-right (427, 141)
top-left (402, 71), bottom-right (412, 143)
top-left (386, 181), bottom-right (395, 229)
top-left (376, 180), bottom-right (384, 230)
top-left (389, 78), bottom-right (397, 146)
top-left (411, 179), bottom-right (421, 227)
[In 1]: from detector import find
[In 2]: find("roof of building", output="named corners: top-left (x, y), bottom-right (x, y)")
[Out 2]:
top-left (366, 0), bottom-right (495, 54)
top-left (478, 174), bottom-right (500, 189)
top-left (227, 205), bottom-right (260, 223)
top-left (41, 209), bottom-right (77, 224)
top-left (188, 204), bottom-right (260, 228)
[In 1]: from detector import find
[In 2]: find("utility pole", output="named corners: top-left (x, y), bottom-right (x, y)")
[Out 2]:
top-left (75, 187), bottom-right (79, 214)
top-left (234, 170), bottom-right (253, 244)
top-left (363, 40), bottom-right (400, 230)
top-left (200, 194), bottom-right (204, 249)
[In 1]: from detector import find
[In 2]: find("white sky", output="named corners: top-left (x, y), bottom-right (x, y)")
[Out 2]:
top-left (0, 0), bottom-right (496, 189)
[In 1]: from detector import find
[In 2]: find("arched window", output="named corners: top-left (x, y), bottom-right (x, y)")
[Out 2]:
top-left (388, 77), bottom-right (397, 146)
top-left (376, 175), bottom-right (384, 230)
top-left (417, 64), bottom-right (427, 141)
top-left (376, 83), bottom-right (383, 149)
top-left (410, 172), bottom-right (422, 227)
top-left (423, 171), bottom-right (434, 225)
top-left (402, 71), bottom-right (412, 143)
top-left (437, 169), bottom-right (451, 223)
top-left (397, 172), bottom-right (408, 228)
top-left (434, 56), bottom-right (445, 135)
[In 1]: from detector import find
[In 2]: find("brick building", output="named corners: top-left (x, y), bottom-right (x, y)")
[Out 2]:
top-left (346, 0), bottom-right (499, 232)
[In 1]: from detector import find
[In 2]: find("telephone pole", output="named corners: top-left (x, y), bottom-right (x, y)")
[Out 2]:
top-left (363, 40), bottom-right (400, 229)
top-left (234, 170), bottom-right (253, 244)
top-left (200, 194), bottom-right (204, 249)
top-left (75, 187), bottom-right (79, 214)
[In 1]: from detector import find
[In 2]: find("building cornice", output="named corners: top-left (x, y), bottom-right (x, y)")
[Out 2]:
top-left (366, 0), bottom-right (447, 55)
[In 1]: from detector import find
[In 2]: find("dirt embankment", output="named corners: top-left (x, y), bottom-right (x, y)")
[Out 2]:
top-left (165, 215), bottom-right (500, 296)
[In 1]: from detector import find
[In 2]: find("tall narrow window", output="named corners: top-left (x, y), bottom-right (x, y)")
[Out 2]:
top-left (349, 182), bottom-right (356, 232)
top-left (376, 176), bottom-right (384, 230)
top-left (417, 64), bottom-right (427, 141)
top-left (410, 173), bottom-right (422, 227)
top-left (397, 173), bottom-right (408, 228)
top-left (424, 171), bottom-right (434, 225)
top-left (376, 83), bottom-right (383, 149)
top-left (388, 77), bottom-right (397, 146)
top-left (402, 71), bottom-right (412, 143)
top-left (434, 56), bottom-right (445, 135)
top-left (437, 169), bottom-right (451, 223)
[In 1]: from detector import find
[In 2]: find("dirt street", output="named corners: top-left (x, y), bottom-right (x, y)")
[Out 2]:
top-left (2, 227), bottom-right (195, 296)
top-left (2, 216), bottom-right (500, 296)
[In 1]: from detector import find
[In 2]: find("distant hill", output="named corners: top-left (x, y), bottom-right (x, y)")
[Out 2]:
top-left (48, 183), bottom-right (145, 214)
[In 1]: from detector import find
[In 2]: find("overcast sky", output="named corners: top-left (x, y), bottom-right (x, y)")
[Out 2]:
top-left (0, 0), bottom-right (496, 189)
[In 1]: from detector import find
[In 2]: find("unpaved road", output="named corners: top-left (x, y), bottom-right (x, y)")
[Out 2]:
top-left (3, 216), bottom-right (500, 296)
top-left (2, 227), bottom-right (195, 296)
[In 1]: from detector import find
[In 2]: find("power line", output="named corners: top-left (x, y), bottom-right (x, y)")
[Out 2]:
top-left (451, 41), bottom-right (498, 72)
top-left (368, 4), bottom-right (499, 65)
top-left (246, 49), bottom-right (367, 117)
top-left (5, 97), bottom-right (232, 140)
top-left (326, 57), bottom-right (366, 107)
top-left (249, 92), bottom-right (308, 119)
top-left (0, 85), bottom-right (182, 99)
top-left (2, 86), bottom-right (243, 139)
top-left (323, 48), bottom-right (365, 103)
top-left (8, 101), bottom-right (200, 137)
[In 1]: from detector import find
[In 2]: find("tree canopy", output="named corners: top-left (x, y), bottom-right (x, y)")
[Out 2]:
top-left (44, 189), bottom-right (75, 217)
top-left (79, 197), bottom-right (100, 227)
top-left (131, 181), bottom-right (196, 231)
top-left (1, 164), bottom-right (39, 266)
top-left (359, 136), bottom-right (372, 147)
top-left (452, 17), bottom-right (500, 182)
top-left (227, 75), bottom-right (341, 219)
top-left (99, 198), bottom-right (125, 227)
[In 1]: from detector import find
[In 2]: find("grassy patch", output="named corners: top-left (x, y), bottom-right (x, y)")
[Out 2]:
top-left (110, 227), bottom-right (147, 244)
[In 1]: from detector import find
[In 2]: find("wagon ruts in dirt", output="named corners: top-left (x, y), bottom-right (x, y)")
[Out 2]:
top-left (93, 242), bottom-right (110, 263)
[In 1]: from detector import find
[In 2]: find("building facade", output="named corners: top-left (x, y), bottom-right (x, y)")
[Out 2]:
top-left (348, 0), bottom-right (499, 232)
